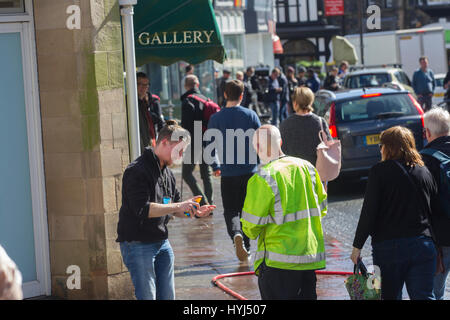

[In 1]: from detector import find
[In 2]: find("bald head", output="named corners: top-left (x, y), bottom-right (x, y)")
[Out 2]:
top-left (184, 74), bottom-right (199, 91)
top-left (253, 125), bottom-right (284, 164)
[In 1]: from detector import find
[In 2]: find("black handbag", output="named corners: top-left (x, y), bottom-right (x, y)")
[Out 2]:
top-left (393, 161), bottom-right (445, 275)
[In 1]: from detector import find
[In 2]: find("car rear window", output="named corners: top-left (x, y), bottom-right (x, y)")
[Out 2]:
top-left (435, 77), bottom-right (444, 87)
top-left (335, 93), bottom-right (417, 123)
top-left (346, 73), bottom-right (390, 88)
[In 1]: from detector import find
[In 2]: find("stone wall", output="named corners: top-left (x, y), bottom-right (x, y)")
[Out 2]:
top-left (34, 0), bottom-right (133, 299)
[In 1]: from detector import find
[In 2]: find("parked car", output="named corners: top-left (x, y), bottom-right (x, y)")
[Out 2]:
top-left (343, 67), bottom-right (415, 96)
top-left (433, 73), bottom-right (446, 106)
top-left (314, 87), bottom-right (425, 179)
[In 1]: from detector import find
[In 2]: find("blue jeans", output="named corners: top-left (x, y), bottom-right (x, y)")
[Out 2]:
top-left (120, 240), bottom-right (175, 300)
top-left (372, 236), bottom-right (437, 300)
top-left (279, 101), bottom-right (288, 123)
top-left (270, 101), bottom-right (280, 126)
top-left (434, 246), bottom-right (450, 300)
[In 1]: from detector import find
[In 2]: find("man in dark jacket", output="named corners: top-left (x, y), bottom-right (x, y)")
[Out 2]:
top-left (286, 66), bottom-right (298, 115)
top-left (117, 121), bottom-right (216, 300)
top-left (180, 75), bottom-right (216, 206)
top-left (266, 69), bottom-right (282, 126)
top-left (323, 67), bottom-right (340, 92)
top-left (137, 72), bottom-right (165, 152)
top-left (306, 69), bottom-right (321, 93)
top-left (237, 71), bottom-right (252, 108)
top-left (422, 107), bottom-right (450, 300)
top-left (217, 69), bottom-right (231, 108)
top-left (275, 67), bottom-right (289, 123)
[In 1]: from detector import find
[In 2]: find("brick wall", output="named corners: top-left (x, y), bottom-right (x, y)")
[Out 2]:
top-left (34, 0), bottom-right (133, 299)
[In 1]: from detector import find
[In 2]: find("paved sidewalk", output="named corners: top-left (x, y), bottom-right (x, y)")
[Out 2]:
top-left (169, 166), bottom-right (353, 300)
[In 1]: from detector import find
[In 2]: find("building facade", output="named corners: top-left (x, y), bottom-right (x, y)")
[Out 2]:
top-left (274, 0), bottom-right (341, 71)
top-left (0, 0), bottom-right (134, 299)
top-left (243, 0), bottom-right (276, 70)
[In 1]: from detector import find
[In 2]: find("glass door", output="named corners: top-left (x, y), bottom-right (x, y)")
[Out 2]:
top-left (0, 21), bottom-right (50, 298)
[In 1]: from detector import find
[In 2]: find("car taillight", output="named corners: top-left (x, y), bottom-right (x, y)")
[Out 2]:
top-left (329, 102), bottom-right (337, 138)
top-left (361, 93), bottom-right (382, 98)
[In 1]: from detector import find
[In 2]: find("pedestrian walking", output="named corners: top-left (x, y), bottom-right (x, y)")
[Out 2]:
top-left (421, 107), bottom-right (450, 300)
top-left (337, 60), bottom-right (349, 85)
top-left (351, 126), bottom-right (439, 300)
top-left (136, 72), bottom-right (165, 151)
top-left (180, 75), bottom-right (217, 207)
top-left (0, 245), bottom-right (23, 300)
top-left (217, 69), bottom-right (231, 108)
top-left (266, 69), bottom-right (282, 126)
top-left (286, 66), bottom-right (298, 115)
top-left (116, 121), bottom-right (216, 300)
top-left (323, 66), bottom-right (340, 91)
top-left (297, 66), bottom-right (307, 87)
top-left (181, 64), bottom-right (195, 95)
top-left (207, 80), bottom-right (261, 261)
top-left (275, 67), bottom-right (290, 123)
top-left (280, 86), bottom-right (332, 167)
top-left (236, 71), bottom-right (251, 108)
top-left (241, 125), bottom-right (327, 300)
top-left (412, 56), bottom-right (436, 112)
top-left (306, 68), bottom-right (321, 93)
top-left (444, 63), bottom-right (450, 111)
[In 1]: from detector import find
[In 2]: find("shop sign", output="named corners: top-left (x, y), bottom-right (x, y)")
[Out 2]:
top-left (324, 0), bottom-right (344, 16)
top-left (138, 30), bottom-right (216, 46)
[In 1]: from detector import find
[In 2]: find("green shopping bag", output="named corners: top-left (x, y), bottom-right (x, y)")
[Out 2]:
top-left (345, 260), bottom-right (381, 300)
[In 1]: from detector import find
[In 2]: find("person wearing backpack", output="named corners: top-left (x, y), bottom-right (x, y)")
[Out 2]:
top-left (421, 107), bottom-right (450, 300)
top-left (180, 75), bottom-right (220, 207)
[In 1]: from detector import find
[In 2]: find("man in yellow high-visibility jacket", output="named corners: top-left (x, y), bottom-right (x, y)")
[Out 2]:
top-left (241, 124), bottom-right (327, 300)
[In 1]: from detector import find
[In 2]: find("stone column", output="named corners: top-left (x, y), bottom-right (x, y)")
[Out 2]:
top-left (34, 0), bottom-right (133, 299)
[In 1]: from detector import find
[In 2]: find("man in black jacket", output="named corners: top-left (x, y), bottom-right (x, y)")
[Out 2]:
top-left (180, 75), bottom-right (216, 206)
top-left (137, 72), bottom-right (165, 151)
top-left (116, 121), bottom-right (216, 300)
top-left (422, 107), bottom-right (450, 300)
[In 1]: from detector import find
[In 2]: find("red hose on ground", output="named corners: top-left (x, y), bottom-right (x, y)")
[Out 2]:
top-left (211, 270), bottom-right (354, 300)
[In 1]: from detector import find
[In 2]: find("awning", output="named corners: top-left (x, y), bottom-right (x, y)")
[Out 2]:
top-left (273, 35), bottom-right (283, 54)
top-left (133, 0), bottom-right (227, 66)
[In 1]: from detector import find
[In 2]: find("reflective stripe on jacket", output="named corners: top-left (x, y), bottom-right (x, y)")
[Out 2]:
top-left (241, 156), bottom-right (327, 273)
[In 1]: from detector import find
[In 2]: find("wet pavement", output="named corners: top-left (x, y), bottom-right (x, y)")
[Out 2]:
top-left (169, 168), bottom-right (450, 300)
top-left (169, 168), bottom-right (358, 300)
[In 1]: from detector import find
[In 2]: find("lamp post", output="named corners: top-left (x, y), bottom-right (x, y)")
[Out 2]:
top-left (358, 0), bottom-right (365, 67)
top-left (119, 0), bottom-right (141, 161)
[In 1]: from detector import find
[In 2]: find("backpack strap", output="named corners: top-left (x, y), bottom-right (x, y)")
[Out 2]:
top-left (187, 94), bottom-right (207, 105)
top-left (420, 148), bottom-right (450, 163)
top-left (151, 94), bottom-right (160, 101)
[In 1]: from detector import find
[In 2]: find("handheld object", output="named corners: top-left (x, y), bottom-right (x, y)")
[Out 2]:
top-left (184, 197), bottom-right (202, 217)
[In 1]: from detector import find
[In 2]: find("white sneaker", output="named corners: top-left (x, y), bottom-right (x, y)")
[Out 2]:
top-left (233, 234), bottom-right (249, 262)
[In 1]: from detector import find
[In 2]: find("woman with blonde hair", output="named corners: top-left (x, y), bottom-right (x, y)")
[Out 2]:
top-left (351, 126), bottom-right (439, 300)
top-left (280, 86), bottom-right (331, 166)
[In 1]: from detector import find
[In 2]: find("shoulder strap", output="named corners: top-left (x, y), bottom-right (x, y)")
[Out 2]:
top-left (392, 160), bottom-right (437, 243)
top-left (421, 148), bottom-right (450, 163)
top-left (188, 94), bottom-right (207, 105)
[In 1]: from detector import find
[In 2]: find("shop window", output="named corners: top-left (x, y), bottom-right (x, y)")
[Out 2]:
top-left (0, 0), bottom-right (25, 14)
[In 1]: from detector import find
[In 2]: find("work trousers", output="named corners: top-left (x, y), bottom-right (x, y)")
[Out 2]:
top-left (220, 174), bottom-right (253, 251)
top-left (182, 163), bottom-right (213, 206)
top-left (258, 262), bottom-right (317, 300)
